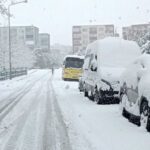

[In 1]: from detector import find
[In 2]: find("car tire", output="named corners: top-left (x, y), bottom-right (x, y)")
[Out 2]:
top-left (140, 100), bottom-right (150, 132)
top-left (84, 89), bottom-right (88, 97)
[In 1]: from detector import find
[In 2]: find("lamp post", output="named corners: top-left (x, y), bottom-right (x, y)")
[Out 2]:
top-left (8, 0), bottom-right (27, 79)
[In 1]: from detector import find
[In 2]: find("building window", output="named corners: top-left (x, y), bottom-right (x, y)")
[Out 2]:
top-left (89, 28), bottom-right (97, 34)
top-left (82, 28), bottom-right (88, 32)
top-left (73, 26), bottom-right (81, 33)
top-left (26, 34), bottom-right (34, 41)
top-left (89, 37), bottom-right (97, 43)
top-left (26, 27), bottom-right (33, 33)
top-left (73, 34), bottom-right (81, 39)
top-left (73, 40), bottom-right (81, 46)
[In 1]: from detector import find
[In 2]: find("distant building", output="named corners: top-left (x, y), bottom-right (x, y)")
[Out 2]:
top-left (0, 25), bottom-right (39, 50)
top-left (72, 24), bottom-right (115, 54)
top-left (39, 33), bottom-right (50, 52)
top-left (122, 23), bottom-right (150, 41)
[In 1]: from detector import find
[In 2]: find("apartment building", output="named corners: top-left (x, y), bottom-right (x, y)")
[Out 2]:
top-left (72, 24), bottom-right (115, 54)
top-left (0, 26), bottom-right (39, 50)
top-left (122, 23), bottom-right (150, 41)
top-left (39, 33), bottom-right (50, 52)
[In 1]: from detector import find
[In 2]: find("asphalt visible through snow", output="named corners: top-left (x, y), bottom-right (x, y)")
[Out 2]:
top-left (0, 70), bottom-right (72, 150)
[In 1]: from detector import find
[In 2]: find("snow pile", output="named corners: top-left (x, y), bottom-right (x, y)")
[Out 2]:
top-left (86, 37), bottom-right (141, 68)
top-left (98, 37), bottom-right (141, 67)
top-left (101, 67), bottom-right (125, 82)
top-left (100, 67), bottom-right (125, 91)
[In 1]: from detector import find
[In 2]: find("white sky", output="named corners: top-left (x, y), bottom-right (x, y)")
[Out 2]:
top-left (1, 0), bottom-right (150, 45)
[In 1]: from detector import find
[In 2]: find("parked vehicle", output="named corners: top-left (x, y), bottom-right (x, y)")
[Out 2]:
top-left (62, 55), bottom-right (84, 81)
top-left (83, 37), bottom-right (141, 104)
top-left (120, 54), bottom-right (150, 132)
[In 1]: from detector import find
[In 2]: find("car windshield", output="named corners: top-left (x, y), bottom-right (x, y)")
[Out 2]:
top-left (65, 58), bottom-right (84, 68)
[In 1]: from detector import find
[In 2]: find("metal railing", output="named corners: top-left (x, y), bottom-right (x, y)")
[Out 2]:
top-left (0, 68), bottom-right (27, 81)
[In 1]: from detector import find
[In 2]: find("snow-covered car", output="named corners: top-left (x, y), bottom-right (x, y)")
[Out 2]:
top-left (120, 54), bottom-right (150, 132)
top-left (83, 37), bottom-right (141, 104)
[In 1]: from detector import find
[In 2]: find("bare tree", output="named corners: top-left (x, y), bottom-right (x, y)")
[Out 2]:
top-left (0, 0), bottom-right (9, 16)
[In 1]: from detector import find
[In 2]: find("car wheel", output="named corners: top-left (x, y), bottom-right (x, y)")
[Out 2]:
top-left (140, 100), bottom-right (150, 132)
top-left (84, 88), bottom-right (88, 97)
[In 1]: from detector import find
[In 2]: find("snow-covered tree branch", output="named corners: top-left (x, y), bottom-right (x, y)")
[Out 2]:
top-left (0, 0), bottom-right (9, 16)
top-left (12, 44), bottom-right (35, 69)
top-left (138, 32), bottom-right (150, 54)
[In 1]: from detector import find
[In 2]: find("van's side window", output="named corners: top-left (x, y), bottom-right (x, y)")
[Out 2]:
top-left (89, 54), bottom-right (97, 71)
top-left (89, 54), bottom-right (93, 68)
top-left (83, 55), bottom-right (90, 70)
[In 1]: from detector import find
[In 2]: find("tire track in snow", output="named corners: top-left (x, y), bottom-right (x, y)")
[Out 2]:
top-left (14, 75), bottom-right (50, 150)
top-left (0, 71), bottom-right (72, 150)
top-left (0, 73), bottom-right (47, 124)
top-left (42, 78), bottom-right (56, 150)
top-left (42, 79), bottom-right (72, 150)
top-left (0, 69), bottom-right (39, 107)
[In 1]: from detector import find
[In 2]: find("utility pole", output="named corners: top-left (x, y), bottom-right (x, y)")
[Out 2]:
top-left (8, 5), bottom-right (11, 79)
top-left (8, 0), bottom-right (27, 79)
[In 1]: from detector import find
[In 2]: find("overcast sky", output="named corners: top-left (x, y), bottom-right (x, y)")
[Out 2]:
top-left (1, 0), bottom-right (150, 45)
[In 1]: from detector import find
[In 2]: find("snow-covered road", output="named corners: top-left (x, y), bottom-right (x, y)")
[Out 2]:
top-left (0, 70), bottom-right (71, 150)
top-left (0, 69), bottom-right (150, 150)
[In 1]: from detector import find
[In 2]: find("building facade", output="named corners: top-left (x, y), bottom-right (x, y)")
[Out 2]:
top-left (0, 25), bottom-right (39, 50)
top-left (72, 24), bottom-right (115, 54)
top-left (0, 26), bottom-right (39, 69)
top-left (39, 33), bottom-right (50, 52)
top-left (122, 23), bottom-right (150, 41)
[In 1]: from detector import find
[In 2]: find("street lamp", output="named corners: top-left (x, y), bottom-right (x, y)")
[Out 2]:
top-left (8, 0), bottom-right (27, 79)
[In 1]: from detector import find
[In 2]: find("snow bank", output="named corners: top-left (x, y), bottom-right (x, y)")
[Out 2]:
top-left (52, 69), bottom-right (150, 150)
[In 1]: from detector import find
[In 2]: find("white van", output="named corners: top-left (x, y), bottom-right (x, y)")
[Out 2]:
top-left (83, 37), bottom-right (141, 104)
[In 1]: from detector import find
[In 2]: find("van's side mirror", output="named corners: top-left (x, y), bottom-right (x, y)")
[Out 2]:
top-left (91, 65), bottom-right (97, 72)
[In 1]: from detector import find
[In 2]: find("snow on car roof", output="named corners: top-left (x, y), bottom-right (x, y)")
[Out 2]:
top-left (86, 37), bottom-right (141, 68)
top-left (134, 54), bottom-right (150, 69)
top-left (64, 55), bottom-right (84, 60)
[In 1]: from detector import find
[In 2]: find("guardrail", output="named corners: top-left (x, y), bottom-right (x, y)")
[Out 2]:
top-left (0, 68), bottom-right (27, 81)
